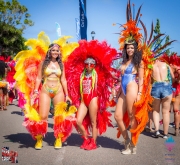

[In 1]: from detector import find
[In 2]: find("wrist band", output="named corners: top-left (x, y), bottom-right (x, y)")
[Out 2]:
top-left (34, 90), bottom-right (39, 94)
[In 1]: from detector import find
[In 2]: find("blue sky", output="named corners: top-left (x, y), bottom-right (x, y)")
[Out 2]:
top-left (18, 0), bottom-right (180, 54)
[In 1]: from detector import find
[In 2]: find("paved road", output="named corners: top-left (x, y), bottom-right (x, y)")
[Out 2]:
top-left (0, 101), bottom-right (180, 165)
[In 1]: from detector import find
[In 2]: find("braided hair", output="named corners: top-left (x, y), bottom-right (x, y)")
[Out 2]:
top-left (42, 43), bottom-right (63, 77)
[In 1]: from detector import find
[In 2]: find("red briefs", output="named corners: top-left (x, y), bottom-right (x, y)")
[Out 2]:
top-left (82, 76), bottom-right (97, 107)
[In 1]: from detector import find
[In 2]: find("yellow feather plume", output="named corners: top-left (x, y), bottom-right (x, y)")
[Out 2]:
top-left (54, 102), bottom-right (77, 119)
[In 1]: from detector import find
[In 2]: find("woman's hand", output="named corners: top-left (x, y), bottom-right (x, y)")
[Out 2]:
top-left (65, 96), bottom-right (72, 104)
top-left (30, 93), bottom-right (38, 105)
top-left (135, 93), bottom-right (141, 102)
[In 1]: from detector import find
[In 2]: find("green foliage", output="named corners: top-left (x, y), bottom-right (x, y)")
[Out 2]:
top-left (153, 19), bottom-right (161, 53)
top-left (165, 35), bottom-right (170, 56)
top-left (0, 0), bottom-right (34, 56)
top-left (0, 0), bottom-right (34, 30)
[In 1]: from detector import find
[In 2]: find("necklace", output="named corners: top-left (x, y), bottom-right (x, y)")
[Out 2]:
top-left (50, 61), bottom-right (58, 69)
top-left (85, 72), bottom-right (92, 78)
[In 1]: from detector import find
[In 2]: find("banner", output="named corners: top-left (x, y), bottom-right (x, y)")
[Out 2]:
top-left (75, 18), bottom-right (81, 41)
top-left (79, 0), bottom-right (87, 40)
top-left (55, 22), bottom-right (61, 37)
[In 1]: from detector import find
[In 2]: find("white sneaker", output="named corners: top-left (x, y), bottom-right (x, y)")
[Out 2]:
top-left (155, 131), bottom-right (160, 138)
top-left (163, 135), bottom-right (168, 139)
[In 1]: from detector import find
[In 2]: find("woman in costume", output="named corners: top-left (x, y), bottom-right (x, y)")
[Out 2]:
top-left (114, 39), bottom-right (144, 155)
top-left (65, 40), bottom-right (117, 150)
top-left (151, 57), bottom-right (174, 139)
top-left (76, 57), bottom-right (98, 150)
top-left (14, 32), bottom-right (78, 150)
top-left (0, 60), bottom-right (8, 110)
top-left (6, 60), bottom-right (17, 103)
top-left (113, 1), bottom-right (158, 155)
top-left (31, 43), bottom-right (72, 149)
top-left (169, 54), bottom-right (180, 136)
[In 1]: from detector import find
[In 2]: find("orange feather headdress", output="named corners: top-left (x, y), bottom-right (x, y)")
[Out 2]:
top-left (117, 1), bottom-right (143, 50)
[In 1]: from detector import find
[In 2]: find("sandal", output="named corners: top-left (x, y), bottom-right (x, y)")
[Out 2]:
top-left (3, 106), bottom-right (7, 111)
top-left (0, 106), bottom-right (2, 111)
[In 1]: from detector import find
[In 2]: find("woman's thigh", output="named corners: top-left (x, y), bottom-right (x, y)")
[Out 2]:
top-left (39, 89), bottom-right (51, 119)
top-left (126, 81), bottom-right (138, 113)
top-left (88, 97), bottom-right (98, 122)
top-left (114, 93), bottom-right (127, 120)
top-left (77, 102), bottom-right (88, 123)
top-left (53, 90), bottom-right (65, 105)
top-left (173, 95), bottom-right (180, 110)
top-left (162, 94), bottom-right (172, 112)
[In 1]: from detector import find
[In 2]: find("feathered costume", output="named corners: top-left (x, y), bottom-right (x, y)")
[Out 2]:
top-left (64, 40), bottom-right (117, 135)
top-left (14, 31), bottom-right (79, 143)
top-left (115, 1), bottom-right (176, 145)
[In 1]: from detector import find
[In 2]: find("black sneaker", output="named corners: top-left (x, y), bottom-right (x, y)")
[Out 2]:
top-left (169, 122), bottom-right (175, 128)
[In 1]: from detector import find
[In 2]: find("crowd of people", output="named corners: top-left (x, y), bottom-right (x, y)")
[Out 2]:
top-left (1, 1), bottom-right (180, 156)
top-left (0, 57), bottom-right (17, 111)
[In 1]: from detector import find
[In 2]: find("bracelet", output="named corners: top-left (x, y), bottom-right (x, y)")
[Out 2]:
top-left (65, 95), bottom-right (68, 97)
top-left (33, 90), bottom-right (39, 94)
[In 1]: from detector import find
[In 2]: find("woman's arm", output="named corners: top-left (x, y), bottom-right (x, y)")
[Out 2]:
top-left (169, 65), bottom-right (175, 82)
top-left (138, 61), bottom-right (144, 94)
top-left (60, 65), bottom-right (71, 102)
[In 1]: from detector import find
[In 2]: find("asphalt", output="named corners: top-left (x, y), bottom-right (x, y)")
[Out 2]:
top-left (0, 101), bottom-right (180, 165)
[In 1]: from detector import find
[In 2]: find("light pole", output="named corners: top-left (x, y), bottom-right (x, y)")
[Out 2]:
top-left (91, 31), bottom-right (96, 40)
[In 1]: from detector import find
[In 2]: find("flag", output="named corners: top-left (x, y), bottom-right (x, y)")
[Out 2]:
top-left (75, 18), bottom-right (81, 41)
top-left (55, 22), bottom-right (61, 37)
top-left (79, 0), bottom-right (87, 40)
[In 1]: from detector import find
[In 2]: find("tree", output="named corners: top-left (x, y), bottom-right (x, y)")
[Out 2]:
top-left (0, 0), bottom-right (34, 56)
top-left (165, 35), bottom-right (170, 56)
top-left (153, 19), bottom-right (162, 53)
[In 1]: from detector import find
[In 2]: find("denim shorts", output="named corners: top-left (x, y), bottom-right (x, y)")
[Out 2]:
top-left (151, 82), bottom-right (173, 99)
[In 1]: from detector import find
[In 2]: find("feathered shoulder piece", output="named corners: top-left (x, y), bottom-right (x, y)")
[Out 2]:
top-left (65, 40), bottom-right (117, 134)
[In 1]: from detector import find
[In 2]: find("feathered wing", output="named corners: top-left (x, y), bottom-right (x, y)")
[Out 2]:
top-left (14, 31), bottom-right (50, 120)
top-left (65, 40), bottom-right (117, 135)
top-left (130, 43), bottom-right (154, 145)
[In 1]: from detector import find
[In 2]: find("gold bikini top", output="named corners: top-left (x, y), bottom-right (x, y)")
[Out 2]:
top-left (44, 67), bottom-right (61, 78)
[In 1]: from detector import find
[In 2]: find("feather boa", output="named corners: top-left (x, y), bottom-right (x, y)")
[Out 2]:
top-left (54, 102), bottom-right (77, 142)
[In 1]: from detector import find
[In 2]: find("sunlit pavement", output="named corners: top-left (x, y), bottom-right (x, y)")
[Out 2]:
top-left (0, 102), bottom-right (180, 165)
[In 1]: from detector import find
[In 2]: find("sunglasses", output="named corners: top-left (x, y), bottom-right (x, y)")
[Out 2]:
top-left (85, 63), bottom-right (95, 67)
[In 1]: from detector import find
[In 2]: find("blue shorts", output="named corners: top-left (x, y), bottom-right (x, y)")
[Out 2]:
top-left (151, 82), bottom-right (173, 99)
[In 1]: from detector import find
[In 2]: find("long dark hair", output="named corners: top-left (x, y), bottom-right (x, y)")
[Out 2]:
top-left (42, 43), bottom-right (63, 77)
top-left (122, 42), bottom-right (142, 67)
top-left (0, 60), bottom-right (6, 78)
